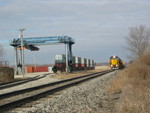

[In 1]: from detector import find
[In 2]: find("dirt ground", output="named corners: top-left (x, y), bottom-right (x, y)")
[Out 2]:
top-left (52, 66), bottom-right (111, 79)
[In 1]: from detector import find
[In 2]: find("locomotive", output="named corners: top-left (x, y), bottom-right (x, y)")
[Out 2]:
top-left (52, 54), bottom-right (95, 73)
top-left (109, 56), bottom-right (124, 70)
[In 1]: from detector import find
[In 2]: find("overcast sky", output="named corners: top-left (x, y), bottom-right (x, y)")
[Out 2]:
top-left (0, 0), bottom-right (150, 65)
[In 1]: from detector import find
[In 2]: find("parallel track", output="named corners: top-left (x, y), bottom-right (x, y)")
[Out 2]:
top-left (0, 70), bottom-right (114, 112)
top-left (0, 73), bottom-right (50, 90)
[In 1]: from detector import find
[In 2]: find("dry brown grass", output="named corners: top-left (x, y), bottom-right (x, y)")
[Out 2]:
top-left (107, 52), bottom-right (150, 113)
top-left (52, 66), bottom-right (110, 79)
top-left (107, 70), bottom-right (128, 94)
top-left (139, 52), bottom-right (150, 65)
top-left (116, 82), bottom-right (150, 113)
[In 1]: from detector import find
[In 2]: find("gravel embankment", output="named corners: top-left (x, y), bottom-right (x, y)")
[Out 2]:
top-left (6, 71), bottom-right (117, 113)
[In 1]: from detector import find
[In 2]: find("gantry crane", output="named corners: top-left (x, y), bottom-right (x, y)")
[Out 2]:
top-left (10, 36), bottom-right (75, 74)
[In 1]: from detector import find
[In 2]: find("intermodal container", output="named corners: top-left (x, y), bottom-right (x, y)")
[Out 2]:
top-left (72, 56), bottom-right (76, 71)
top-left (55, 54), bottom-right (66, 63)
top-left (90, 60), bottom-right (95, 69)
top-left (86, 59), bottom-right (90, 69)
top-left (32, 66), bottom-right (48, 72)
top-left (26, 66), bottom-right (33, 73)
top-left (81, 58), bottom-right (87, 69)
top-left (75, 57), bottom-right (81, 70)
top-left (72, 56), bottom-right (75, 64)
top-left (75, 56), bottom-right (81, 64)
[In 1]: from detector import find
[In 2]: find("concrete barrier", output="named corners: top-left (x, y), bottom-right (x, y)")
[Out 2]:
top-left (0, 67), bottom-right (14, 83)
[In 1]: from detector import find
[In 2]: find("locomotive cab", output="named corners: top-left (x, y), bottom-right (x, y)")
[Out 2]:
top-left (109, 56), bottom-right (124, 70)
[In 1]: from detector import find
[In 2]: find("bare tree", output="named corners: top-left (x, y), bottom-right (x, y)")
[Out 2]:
top-left (126, 25), bottom-right (150, 59)
top-left (0, 44), bottom-right (4, 61)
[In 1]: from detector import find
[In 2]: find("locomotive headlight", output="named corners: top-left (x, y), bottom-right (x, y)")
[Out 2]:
top-left (111, 65), bottom-right (113, 67)
top-left (116, 65), bottom-right (118, 67)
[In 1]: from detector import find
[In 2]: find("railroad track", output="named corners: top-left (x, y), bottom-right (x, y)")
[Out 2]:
top-left (0, 70), bottom-right (113, 112)
top-left (0, 73), bottom-right (50, 90)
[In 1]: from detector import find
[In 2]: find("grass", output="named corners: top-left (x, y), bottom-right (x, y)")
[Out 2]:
top-left (107, 52), bottom-right (150, 113)
top-left (52, 66), bottom-right (110, 79)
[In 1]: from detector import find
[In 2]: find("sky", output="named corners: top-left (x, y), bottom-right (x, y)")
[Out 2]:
top-left (0, 0), bottom-right (150, 65)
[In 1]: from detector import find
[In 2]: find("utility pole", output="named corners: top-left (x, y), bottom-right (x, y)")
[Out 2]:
top-left (18, 28), bottom-right (25, 77)
top-left (65, 43), bottom-right (69, 73)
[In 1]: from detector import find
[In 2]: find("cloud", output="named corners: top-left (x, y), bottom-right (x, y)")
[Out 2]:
top-left (0, 0), bottom-right (150, 64)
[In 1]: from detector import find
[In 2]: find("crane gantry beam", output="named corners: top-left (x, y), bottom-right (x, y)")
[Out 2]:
top-left (10, 36), bottom-right (75, 74)
top-left (10, 36), bottom-right (75, 50)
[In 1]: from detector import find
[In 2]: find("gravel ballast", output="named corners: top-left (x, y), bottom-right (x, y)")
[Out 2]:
top-left (0, 74), bottom-right (59, 94)
top-left (6, 71), bottom-right (117, 113)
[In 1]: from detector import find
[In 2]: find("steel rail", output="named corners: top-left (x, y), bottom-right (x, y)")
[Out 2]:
top-left (0, 73), bottom-right (50, 90)
top-left (0, 75), bottom-right (40, 85)
top-left (0, 70), bottom-right (113, 112)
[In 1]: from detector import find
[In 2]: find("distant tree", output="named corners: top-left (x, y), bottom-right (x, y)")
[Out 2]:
top-left (0, 44), bottom-right (4, 61)
top-left (126, 25), bottom-right (150, 59)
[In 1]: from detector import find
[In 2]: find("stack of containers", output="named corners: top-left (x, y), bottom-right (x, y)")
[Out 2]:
top-left (81, 58), bottom-right (87, 70)
top-left (85, 58), bottom-right (87, 69)
top-left (90, 59), bottom-right (93, 69)
top-left (55, 54), bottom-right (66, 63)
top-left (90, 59), bottom-right (95, 69)
top-left (93, 60), bottom-right (95, 69)
top-left (72, 56), bottom-right (76, 71)
top-left (55, 54), bottom-right (66, 70)
top-left (75, 56), bottom-right (81, 70)
top-left (86, 59), bottom-right (90, 70)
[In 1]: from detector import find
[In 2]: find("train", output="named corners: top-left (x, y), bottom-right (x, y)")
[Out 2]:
top-left (52, 54), bottom-right (95, 73)
top-left (109, 56), bottom-right (124, 70)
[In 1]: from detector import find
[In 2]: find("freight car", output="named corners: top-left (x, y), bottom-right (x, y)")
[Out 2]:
top-left (52, 54), bottom-right (95, 73)
top-left (52, 54), bottom-right (66, 73)
top-left (109, 56), bottom-right (124, 70)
